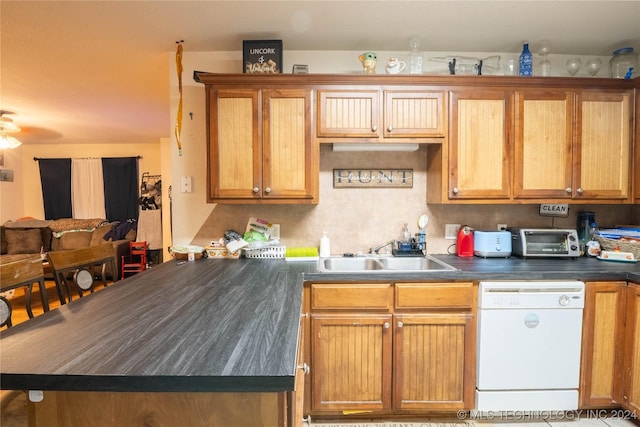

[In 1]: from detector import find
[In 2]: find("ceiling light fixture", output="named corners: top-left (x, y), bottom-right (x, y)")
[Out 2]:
top-left (0, 110), bottom-right (22, 149)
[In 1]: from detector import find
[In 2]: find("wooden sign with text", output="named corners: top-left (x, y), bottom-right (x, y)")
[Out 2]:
top-left (333, 169), bottom-right (413, 188)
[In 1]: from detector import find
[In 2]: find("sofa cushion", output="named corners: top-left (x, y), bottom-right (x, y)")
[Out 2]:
top-left (5, 229), bottom-right (44, 254)
top-left (56, 231), bottom-right (93, 250)
top-left (90, 224), bottom-right (115, 246)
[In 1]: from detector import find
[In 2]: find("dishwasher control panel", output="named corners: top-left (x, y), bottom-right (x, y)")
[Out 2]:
top-left (478, 280), bottom-right (585, 309)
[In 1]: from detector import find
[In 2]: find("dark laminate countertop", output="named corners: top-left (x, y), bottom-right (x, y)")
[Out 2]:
top-left (303, 254), bottom-right (640, 282)
top-left (1, 254), bottom-right (638, 394)
top-left (0, 259), bottom-right (306, 393)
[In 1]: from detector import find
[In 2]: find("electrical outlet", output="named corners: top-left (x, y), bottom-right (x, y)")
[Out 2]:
top-left (445, 224), bottom-right (461, 240)
top-left (497, 224), bottom-right (508, 231)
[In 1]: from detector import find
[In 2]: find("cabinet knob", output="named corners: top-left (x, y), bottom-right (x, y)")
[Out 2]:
top-left (300, 313), bottom-right (309, 319)
top-left (397, 321), bottom-right (404, 328)
top-left (565, 187), bottom-right (572, 194)
top-left (383, 322), bottom-right (390, 329)
top-left (371, 124), bottom-right (378, 132)
top-left (298, 363), bottom-right (310, 374)
top-left (303, 415), bottom-right (312, 425)
top-left (576, 187), bottom-right (583, 194)
top-left (452, 187), bottom-right (459, 194)
top-left (387, 125), bottom-right (393, 132)
top-left (264, 187), bottom-right (272, 194)
top-left (252, 187), bottom-right (260, 193)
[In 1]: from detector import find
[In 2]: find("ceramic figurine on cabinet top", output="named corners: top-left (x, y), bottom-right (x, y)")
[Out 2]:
top-left (359, 51), bottom-right (377, 74)
top-left (385, 57), bottom-right (406, 74)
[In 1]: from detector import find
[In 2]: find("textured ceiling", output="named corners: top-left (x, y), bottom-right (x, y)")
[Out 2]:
top-left (1, 0), bottom-right (639, 145)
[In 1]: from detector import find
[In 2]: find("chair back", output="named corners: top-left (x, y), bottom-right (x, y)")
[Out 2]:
top-left (0, 256), bottom-right (44, 290)
top-left (130, 241), bottom-right (147, 255)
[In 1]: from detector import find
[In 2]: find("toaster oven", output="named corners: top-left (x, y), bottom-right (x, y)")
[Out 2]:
top-left (510, 228), bottom-right (580, 258)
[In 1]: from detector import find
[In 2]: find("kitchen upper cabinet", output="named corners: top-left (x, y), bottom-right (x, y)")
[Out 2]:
top-left (634, 87), bottom-right (639, 202)
top-left (444, 90), bottom-right (512, 200)
top-left (207, 87), bottom-right (317, 204)
top-left (429, 86), bottom-right (633, 204)
top-left (623, 282), bottom-right (640, 413)
top-left (514, 90), bottom-right (574, 199)
top-left (574, 91), bottom-right (631, 200)
top-left (317, 89), bottom-right (445, 142)
top-left (579, 281), bottom-right (627, 408)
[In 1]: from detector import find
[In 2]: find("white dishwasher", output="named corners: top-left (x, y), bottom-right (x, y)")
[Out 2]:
top-left (476, 280), bottom-right (585, 411)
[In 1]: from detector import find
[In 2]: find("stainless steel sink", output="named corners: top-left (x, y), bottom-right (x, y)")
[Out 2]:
top-left (320, 257), bottom-right (385, 271)
top-left (317, 255), bottom-right (457, 273)
top-left (378, 256), bottom-right (456, 271)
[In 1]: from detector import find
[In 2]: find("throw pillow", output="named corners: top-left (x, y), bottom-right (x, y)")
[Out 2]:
top-left (57, 231), bottom-right (92, 250)
top-left (90, 224), bottom-right (114, 246)
top-left (5, 229), bottom-right (44, 254)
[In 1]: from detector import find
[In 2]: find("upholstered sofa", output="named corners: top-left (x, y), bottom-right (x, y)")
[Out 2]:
top-left (0, 218), bottom-right (136, 278)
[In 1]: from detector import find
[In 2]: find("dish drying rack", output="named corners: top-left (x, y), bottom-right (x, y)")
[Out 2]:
top-left (243, 245), bottom-right (286, 259)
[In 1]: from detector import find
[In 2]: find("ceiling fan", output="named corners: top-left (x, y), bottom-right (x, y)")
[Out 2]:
top-left (0, 110), bottom-right (22, 149)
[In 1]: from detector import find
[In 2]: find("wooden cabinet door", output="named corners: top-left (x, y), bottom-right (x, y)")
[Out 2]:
top-left (262, 89), bottom-right (316, 201)
top-left (623, 283), bottom-right (640, 412)
top-left (580, 281), bottom-right (627, 408)
top-left (208, 89), bottom-right (260, 201)
top-left (514, 90), bottom-right (573, 199)
top-left (448, 90), bottom-right (512, 200)
top-left (634, 88), bottom-right (640, 202)
top-left (317, 90), bottom-right (380, 138)
top-left (311, 314), bottom-right (392, 412)
top-left (383, 91), bottom-right (446, 137)
top-left (574, 91), bottom-right (631, 200)
top-left (393, 313), bottom-right (475, 410)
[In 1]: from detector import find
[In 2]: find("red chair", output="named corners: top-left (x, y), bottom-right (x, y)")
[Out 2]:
top-left (121, 241), bottom-right (148, 279)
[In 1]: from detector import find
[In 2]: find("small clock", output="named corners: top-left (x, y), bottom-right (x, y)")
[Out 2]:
top-left (74, 269), bottom-right (94, 291)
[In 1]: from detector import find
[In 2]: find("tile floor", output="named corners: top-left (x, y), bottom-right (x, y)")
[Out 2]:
top-left (309, 416), bottom-right (639, 427)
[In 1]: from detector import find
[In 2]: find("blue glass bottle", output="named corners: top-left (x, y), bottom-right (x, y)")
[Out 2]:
top-left (519, 42), bottom-right (533, 76)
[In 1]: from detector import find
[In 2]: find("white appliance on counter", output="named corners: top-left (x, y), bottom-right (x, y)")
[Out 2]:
top-left (476, 280), bottom-right (585, 411)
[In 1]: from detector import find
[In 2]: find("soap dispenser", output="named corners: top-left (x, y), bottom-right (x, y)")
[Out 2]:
top-left (319, 232), bottom-right (331, 258)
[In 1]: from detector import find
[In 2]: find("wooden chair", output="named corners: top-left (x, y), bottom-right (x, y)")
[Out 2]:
top-left (121, 241), bottom-right (147, 279)
top-left (0, 256), bottom-right (49, 327)
top-left (47, 243), bottom-right (117, 304)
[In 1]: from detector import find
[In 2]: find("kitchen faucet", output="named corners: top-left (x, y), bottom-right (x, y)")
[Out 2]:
top-left (370, 239), bottom-right (395, 254)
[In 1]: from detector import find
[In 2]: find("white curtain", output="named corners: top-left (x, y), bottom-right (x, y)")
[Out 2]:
top-left (72, 158), bottom-right (106, 219)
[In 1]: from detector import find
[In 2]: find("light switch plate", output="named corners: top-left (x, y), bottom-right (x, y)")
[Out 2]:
top-left (181, 176), bottom-right (192, 193)
top-left (445, 224), bottom-right (461, 240)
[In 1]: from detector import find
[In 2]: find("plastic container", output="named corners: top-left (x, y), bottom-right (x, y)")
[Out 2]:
top-left (610, 47), bottom-right (638, 79)
top-left (577, 211), bottom-right (596, 256)
top-left (319, 232), bottom-right (331, 258)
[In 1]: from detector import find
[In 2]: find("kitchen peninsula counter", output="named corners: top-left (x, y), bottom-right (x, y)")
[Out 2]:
top-left (0, 259), bottom-right (307, 393)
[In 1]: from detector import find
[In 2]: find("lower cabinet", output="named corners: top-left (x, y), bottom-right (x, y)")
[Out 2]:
top-left (623, 282), bottom-right (640, 412)
top-left (579, 281), bottom-right (627, 407)
top-left (306, 281), bottom-right (476, 416)
top-left (580, 280), bottom-right (640, 414)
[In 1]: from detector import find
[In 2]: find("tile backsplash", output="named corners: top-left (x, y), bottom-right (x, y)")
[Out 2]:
top-left (194, 145), bottom-right (637, 255)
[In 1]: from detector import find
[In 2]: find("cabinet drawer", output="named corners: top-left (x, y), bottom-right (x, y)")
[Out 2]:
top-left (395, 282), bottom-right (475, 309)
top-left (311, 283), bottom-right (392, 310)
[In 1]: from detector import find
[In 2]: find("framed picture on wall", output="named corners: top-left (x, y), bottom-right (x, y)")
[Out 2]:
top-left (243, 40), bottom-right (283, 74)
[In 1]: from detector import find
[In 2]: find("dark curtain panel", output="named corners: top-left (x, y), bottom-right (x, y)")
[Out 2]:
top-left (38, 158), bottom-right (72, 220)
top-left (102, 157), bottom-right (139, 222)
